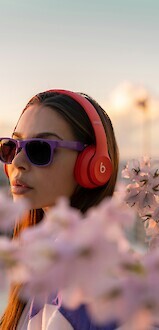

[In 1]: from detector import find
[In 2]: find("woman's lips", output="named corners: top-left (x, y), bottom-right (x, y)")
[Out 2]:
top-left (11, 180), bottom-right (33, 195)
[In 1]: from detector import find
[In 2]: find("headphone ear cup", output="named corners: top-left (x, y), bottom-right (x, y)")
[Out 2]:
top-left (74, 146), bottom-right (113, 189)
top-left (3, 164), bottom-right (9, 178)
top-left (74, 146), bottom-right (97, 189)
top-left (89, 155), bottom-right (112, 186)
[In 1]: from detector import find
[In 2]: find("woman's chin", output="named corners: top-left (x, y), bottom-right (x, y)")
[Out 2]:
top-left (12, 194), bottom-right (32, 208)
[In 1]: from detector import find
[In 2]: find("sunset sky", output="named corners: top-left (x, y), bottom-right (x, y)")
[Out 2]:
top-left (0, 0), bottom-right (159, 160)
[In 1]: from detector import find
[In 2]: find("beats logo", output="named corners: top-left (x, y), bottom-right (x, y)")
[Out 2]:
top-left (100, 162), bottom-right (106, 174)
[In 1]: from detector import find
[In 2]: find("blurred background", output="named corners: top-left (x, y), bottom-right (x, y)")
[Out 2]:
top-left (0, 0), bottom-right (159, 312)
top-left (0, 0), bottom-right (159, 162)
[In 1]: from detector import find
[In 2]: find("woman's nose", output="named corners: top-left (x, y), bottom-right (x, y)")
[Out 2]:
top-left (11, 148), bottom-right (30, 170)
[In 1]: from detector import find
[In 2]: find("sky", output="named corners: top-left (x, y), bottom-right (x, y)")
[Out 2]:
top-left (0, 0), bottom-right (159, 161)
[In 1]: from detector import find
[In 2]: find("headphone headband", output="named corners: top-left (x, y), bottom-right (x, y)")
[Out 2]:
top-left (46, 89), bottom-right (109, 157)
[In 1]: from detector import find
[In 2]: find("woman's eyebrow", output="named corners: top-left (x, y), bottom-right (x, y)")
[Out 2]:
top-left (12, 131), bottom-right (63, 140)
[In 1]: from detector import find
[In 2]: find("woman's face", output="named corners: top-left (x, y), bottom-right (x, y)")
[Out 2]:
top-left (7, 104), bottom-right (78, 211)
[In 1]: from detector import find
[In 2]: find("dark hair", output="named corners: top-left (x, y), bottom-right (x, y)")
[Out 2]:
top-left (0, 91), bottom-right (119, 329)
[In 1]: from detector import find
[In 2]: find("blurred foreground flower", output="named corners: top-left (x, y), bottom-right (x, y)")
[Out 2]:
top-left (0, 191), bottom-right (29, 232)
top-left (0, 194), bottom-right (30, 291)
top-left (1, 188), bottom-right (159, 328)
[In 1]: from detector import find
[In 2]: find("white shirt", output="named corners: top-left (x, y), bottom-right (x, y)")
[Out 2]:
top-left (17, 302), bottom-right (73, 330)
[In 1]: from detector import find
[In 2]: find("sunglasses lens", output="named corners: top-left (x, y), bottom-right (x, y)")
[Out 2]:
top-left (0, 139), bottom-right (16, 163)
top-left (26, 140), bottom-right (51, 165)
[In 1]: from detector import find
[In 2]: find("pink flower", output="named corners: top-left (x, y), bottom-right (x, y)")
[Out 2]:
top-left (44, 197), bottom-right (82, 231)
top-left (60, 223), bottom-right (121, 309)
top-left (15, 196), bottom-right (132, 307)
top-left (0, 237), bottom-right (20, 269)
top-left (0, 191), bottom-right (29, 232)
top-left (137, 190), bottom-right (156, 211)
top-left (152, 206), bottom-right (159, 223)
top-left (122, 159), bottom-right (141, 181)
top-left (123, 157), bottom-right (159, 227)
top-left (124, 183), bottom-right (140, 206)
top-left (0, 236), bottom-right (21, 290)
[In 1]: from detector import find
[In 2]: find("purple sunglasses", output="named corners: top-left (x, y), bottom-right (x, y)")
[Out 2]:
top-left (0, 137), bottom-right (85, 166)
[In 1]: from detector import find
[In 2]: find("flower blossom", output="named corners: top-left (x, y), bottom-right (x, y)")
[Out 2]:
top-left (0, 191), bottom-right (29, 232)
top-left (122, 157), bottom-right (159, 220)
top-left (7, 194), bottom-right (136, 316)
top-left (1, 187), bottom-right (159, 328)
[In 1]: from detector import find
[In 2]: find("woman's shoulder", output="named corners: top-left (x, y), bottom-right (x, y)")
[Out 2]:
top-left (28, 297), bottom-right (118, 330)
top-left (59, 304), bottom-right (118, 330)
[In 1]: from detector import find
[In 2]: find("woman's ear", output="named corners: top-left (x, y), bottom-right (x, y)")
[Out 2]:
top-left (3, 164), bottom-right (9, 178)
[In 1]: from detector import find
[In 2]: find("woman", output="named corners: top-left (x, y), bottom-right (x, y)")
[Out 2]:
top-left (0, 89), bottom-right (119, 329)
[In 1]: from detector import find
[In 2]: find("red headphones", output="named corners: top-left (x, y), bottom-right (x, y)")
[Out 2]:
top-left (47, 89), bottom-right (113, 188)
top-left (4, 89), bottom-right (113, 189)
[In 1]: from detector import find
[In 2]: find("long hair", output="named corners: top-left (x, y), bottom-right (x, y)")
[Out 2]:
top-left (0, 91), bottom-right (119, 329)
